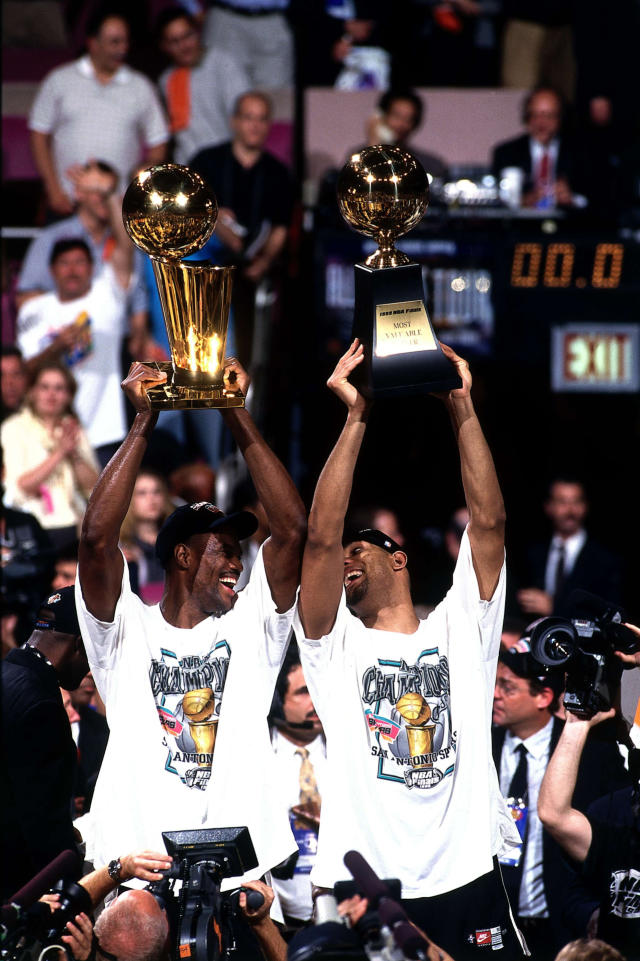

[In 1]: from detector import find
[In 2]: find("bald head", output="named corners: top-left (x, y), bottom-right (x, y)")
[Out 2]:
top-left (95, 891), bottom-right (168, 961)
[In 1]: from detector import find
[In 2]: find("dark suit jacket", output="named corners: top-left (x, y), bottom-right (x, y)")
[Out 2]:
top-left (490, 133), bottom-right (577, 195)
top-left (521, 535), bottom-right (623, 617)
top-left (76, 706), bottom-right (109, 811)
top-left (1, 648), bottom-right (78, 899)
top-left (492, 717), bottom-right (630, 949)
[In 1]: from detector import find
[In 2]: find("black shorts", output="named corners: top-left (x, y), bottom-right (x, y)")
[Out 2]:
top-left (402, 858), bottom-right (527, 960)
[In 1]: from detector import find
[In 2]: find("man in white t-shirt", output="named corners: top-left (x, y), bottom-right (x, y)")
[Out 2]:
top-left (16, 180), bottom-right (139, 466)
top-left (29, 10), bottom-right (168, 214)
top-left (294, 339), bottom-right (525, 960)
top-left (74, 360), bottom-right (306, 886)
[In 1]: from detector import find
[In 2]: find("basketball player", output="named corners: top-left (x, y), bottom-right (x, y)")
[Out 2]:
top-left (75, 359), bottom-right (306, 886)
top-left (294, 340), bottom-right (526, 959)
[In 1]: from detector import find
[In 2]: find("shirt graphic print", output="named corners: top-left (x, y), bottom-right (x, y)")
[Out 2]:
top-left (149, 640), bottom-right (230, 791)
top-left (362, 646), bottom-right (455, 790)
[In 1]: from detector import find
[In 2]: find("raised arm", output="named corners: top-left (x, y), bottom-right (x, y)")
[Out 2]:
top-left (537, 711), bottom-right (615, 863)
top-left (78, 364), bottom-right (166, 621)
top-left (438, 343), bottom-right (505, 600)
top-left (299, 340), bottom-right (370, 639)
top-left (220, 359), bottom-right (306, 613)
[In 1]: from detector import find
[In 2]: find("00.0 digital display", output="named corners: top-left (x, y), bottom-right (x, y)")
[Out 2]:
top-left (510, 242), bottom-right (624, 289)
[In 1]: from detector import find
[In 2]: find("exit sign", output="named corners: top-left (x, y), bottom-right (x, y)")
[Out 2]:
top-left (552, 325), bottom-right (640, 392)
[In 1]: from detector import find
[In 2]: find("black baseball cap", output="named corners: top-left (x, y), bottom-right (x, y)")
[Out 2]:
top-left (35, 586), bottom-right (81, 637)
top-left (500, 638), bottom-right (565, 696)
top-left (155, 502), bottom-right (258, 567)
top-left (343, 528), bottom-right (405, 555)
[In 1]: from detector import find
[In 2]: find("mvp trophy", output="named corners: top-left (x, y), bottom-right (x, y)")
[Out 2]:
top-left (338, 145), bottom-right (461, 397)
top-left (122, 164), bottom-right (243, 409)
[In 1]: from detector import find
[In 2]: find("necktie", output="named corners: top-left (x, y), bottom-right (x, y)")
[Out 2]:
top-left (554, 543), bottom-right (566, 599)
top-left (296, 747), bottom-right (320, 806)
top-left (538, 150), bottom-right (550, 186)
top-left (508, 743), bottom-right (528, 802)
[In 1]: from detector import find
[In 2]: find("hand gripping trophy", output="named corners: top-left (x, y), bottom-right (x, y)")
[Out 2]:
top-left (122, 163), bottom-right (243, 409)
top-left (338, 145), bottom-right (460, 397)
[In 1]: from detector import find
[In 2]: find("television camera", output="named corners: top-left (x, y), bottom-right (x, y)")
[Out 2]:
top-left (527, 590), bottom-right (639, 718)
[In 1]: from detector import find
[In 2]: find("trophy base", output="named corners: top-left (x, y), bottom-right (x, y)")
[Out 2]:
top-left (353, 263), bottom-right (462, 398)
top-left (142, 362), bottom-right (245, 410)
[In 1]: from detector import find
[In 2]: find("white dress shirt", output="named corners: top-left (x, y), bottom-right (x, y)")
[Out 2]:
top-left (544, 529), bottom-right (587, 596)
top-left (500, 717), bottom-right (555, 917)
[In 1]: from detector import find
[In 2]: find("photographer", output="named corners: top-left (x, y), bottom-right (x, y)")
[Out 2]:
top-left (538, 707), bottom-right (640, 958)
top-left (40, 851), bottom-right (173, 961)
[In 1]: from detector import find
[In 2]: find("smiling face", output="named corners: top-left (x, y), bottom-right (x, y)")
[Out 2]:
top-left (188, 530), bottom-right (243, 617)
top-left (343, 540), bottom-right (394, 611)
top-left (88, 16), bottom-right (129, 75)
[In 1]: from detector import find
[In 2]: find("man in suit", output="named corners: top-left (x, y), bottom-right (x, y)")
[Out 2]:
top-left (516, 477), bottom-right (623, 619)
top-left (492, 644), bottom-right (630, 957)
top-left (491, 87), bottom-right (579, 208)
top-left (1, 586), bottom-right (89, 899)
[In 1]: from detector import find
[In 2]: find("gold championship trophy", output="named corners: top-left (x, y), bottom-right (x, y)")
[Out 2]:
top-left (396, 693), bottom-right (436, 770)
top-left (338, 145), bottom-right (461, 397)
top-left (182, 688), bottom-right (217, 766)
top-left (122, 164), bottom-right (243, 409)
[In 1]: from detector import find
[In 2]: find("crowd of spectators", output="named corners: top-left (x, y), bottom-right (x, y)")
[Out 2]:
top-left (2, 4), bottom-right (639, 961)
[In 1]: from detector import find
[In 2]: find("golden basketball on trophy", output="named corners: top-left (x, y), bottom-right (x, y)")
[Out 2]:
top-left (122, 164), bottom-right (243, 410)
top-left (337, 145), bottom-right (461, 397)
top-left (338, 144), bottom-right (429, 268)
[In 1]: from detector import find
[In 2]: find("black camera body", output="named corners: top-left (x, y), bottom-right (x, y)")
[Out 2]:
top-left (148, 827), bottom-right (260, 961)
top-left (1, 881), bottom-right (91, 961)
top-left (528, 591), bottom-right (639, 718)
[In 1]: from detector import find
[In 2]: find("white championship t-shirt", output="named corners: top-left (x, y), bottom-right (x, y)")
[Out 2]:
top-left (295, 529), bottom-right (520, 899)
top-left (75, 545), bottom-right (297, 880)
top-left (16, 266), bottom-right (128, 449)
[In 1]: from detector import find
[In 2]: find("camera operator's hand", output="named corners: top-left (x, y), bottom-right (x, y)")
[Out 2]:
top-left (119, 850), bottom-right (173, 883)
top-left (238, 880), bottom-right (272, 925)
top-left (616, 622), bottom-right (640, 668)
top-left (564, 706), bottom-right (616, 727)
top-left (337, 894), bottom-right (368, 927)
top-left (61, 912), bottom-right (93, 961)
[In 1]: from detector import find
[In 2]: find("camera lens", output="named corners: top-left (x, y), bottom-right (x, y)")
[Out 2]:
top-left (529, 617), bottom-right (577, 666)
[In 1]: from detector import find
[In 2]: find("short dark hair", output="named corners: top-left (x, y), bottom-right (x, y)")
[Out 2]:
top-left (527, 676), bottom-right (561, 713)
top-left (377, 89), bottom-right (424, 130)
top-left (155, 5), bottom-right (197, 42)
top-left (49, 239), bottom-right (93, 268)
top-left (86, 6), bottom-right (129, 39)
top-left (546, 475), bottom-right (587, 500)
top-left (1, 345), bottom-right (24, 362)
